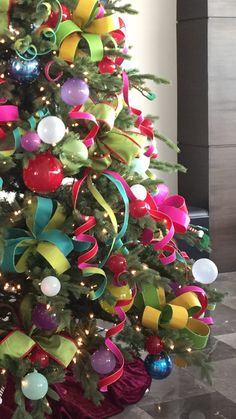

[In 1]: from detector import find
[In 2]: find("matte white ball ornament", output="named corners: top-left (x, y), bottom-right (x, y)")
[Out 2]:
top-left (37, 116), bottom-right (66, 144)
top-left (192, 258), bottom-right (218, 284)
top-left (40, 276), bottom-right (61, 297)
top-left (130, 184), bottom-right (147, 201)
top-left (131, 155), bottom-right (150, 175)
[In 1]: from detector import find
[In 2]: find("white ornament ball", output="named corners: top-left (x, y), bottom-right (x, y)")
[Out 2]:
top-left (130, 184), bottom-right (147, 201)
top-left (40, 276), bottom-right (61, 297)
top-left (192, 258), bottom-right (218, 284)
top-left (131, 155), bottom-right (150, 175)
top-left (37, 116), bottom-right (66, 144)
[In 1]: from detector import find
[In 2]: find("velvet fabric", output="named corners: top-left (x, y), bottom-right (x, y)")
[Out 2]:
top-left (0, 358), bottom-right (151, 418)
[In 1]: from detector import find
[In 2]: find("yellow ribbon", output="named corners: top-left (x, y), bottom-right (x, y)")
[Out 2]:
top-left (56, 0), bottom-right (120, 62)
top-left (139, 286), bottom-right (210, 349)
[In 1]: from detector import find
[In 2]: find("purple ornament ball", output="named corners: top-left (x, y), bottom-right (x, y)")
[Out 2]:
top-left (21, 131), bottom-right (41, 152)
top-left (61, 78), bottom-right (89, 106)
top-left (32, 303), bottom-right (58, 331)
top-left (91, 346), bottom-right (116, 375)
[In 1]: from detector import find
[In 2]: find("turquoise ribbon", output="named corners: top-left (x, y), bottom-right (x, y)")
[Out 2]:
top-left (1, 196), bottom-right (74, 275)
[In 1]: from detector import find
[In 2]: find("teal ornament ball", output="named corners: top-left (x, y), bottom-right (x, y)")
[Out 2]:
top-left (144, 353), bottom-right (173, 379)
top-left (8, 56), bottom-right (40, 83)
top-left (21, 370), bottom-right (48, 400)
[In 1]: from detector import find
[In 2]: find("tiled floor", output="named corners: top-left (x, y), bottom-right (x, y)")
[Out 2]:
top-left (114, 273), bottom-right (236, 419)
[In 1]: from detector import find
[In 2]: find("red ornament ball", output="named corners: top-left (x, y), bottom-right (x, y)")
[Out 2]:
top-left (23, 151), bottom-right (64, 194)
top-left (145, 336), bottom-right (164, 355)
top-left (45, 4), bottom-right (71, 28)
top-left (29, 349), bottom-right (49, 369)
top-left (98, 57), bottom-right (116, 74)
top-left (129, 199), bottom-right (148, 218)
top-left (107, 254), bottom-right (127, 274)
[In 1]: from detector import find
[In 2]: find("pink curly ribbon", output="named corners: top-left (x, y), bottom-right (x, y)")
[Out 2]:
top-left (0, 105), bottom-right (19, 122)
top-left (122, 71), bottom-right (156, 158)
top-left (45, 61), bottom-right (63, 82)
top-left (69, 106), bottom-right (99, 147)
top-left (99, 287), bottom-right (136, 392)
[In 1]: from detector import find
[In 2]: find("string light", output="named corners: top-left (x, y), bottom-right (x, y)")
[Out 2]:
top-left (73, 357), bottom-right (77, 364)
top-left (0, 39), bottom-right (6, 44)
top-left (103, 212), bottom-right (108, 218)
top-left (89, 313), bottom-right (94, 319)
top-left (70, 64), bottom-right (75, 69)
top-left (142, 264), bottom-right (149, 270)
top-left (92, 174), bottom-right (97, 180)
top-left (186, 347), bottom-right (192, 353)
top-left (0, 74), bottom-right (5, 79)
top-left (40, 87), bottom-right (45, 92)
top-left (169, 343), bottom-right (175, 350)
top-left (0, 369), bottom-right (6, 375)
top-left (102, 228), bottom-right (108, 234)
top-left (131, 270), bottom-right (137, 276)
top-left (27, 199), bottom-right (32, 204)
top-left (135, 326), bottom-right (141, 332)
top-left (80, 281), bottom-right (85, 286)
top-left (85, 329), bottom-right (89, 335)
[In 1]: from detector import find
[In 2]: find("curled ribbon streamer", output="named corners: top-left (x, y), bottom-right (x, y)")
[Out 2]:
top-left (122, 72), bottom-right (157, 158)
top-left (45, 60), bottom-right (63, 82)
top-left (56, 0), bottom-right (120, 62)
top-left (1, 196), bottom-right (74, 275)
top-left (175, 285), bottom-right (214, 324)
top-left (0, 0), bottom-right (11, 35)
top-left (99, 287), bottom-right (136, 391)
top-left (138, 285), bottom-right (210, 349)
top-left (15, 0), bottom-right (62, 60)
top-left (0, 330), bottom-right (77, 367)
top-left (72, 170), bottom-right (109, 300)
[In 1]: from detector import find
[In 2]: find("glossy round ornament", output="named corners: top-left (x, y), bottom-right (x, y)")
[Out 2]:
top-left (29, 349), bottom-right (49, 369)
top-left (37, 116), bottom-right (66, 144)
top-left (129, 199), bottom-right (149, 218)
top-left (144, 353), bottom-right (173, 380)
top-left (98, 57), bottom-right (116, 74)
top-left (32, 303), bottom-right (58, 330)
top-left (60, 139), bottom-right (89, 172)
top-left (21, 370), bottom-right (48, 400)
top-left (8, 56), bottom-right (40, 83)
top-left (107, 254), bottom-right (127, 274)
top-left (192, 258), bottom-right (218, 284)
top-left (40, 275), bottom-right (61, 297)
top-left (100, 283), bottom-right (134, 315)
top-left (130, 184), bottom-right (147, 201)
top-left (61, 78), bottom-right (89, 106)
top-left (45, 3), bottom-right (71, 28)
top-left (23, 151), bottom-right (64, 194)
top-left (145, 336), bottom-right (164, 355)
top-left (20, 131), bottom-right (41, 152)
top-left (91, 346), bottom-right (116, 375)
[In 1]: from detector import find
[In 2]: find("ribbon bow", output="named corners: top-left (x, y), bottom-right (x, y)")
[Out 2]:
top-left (0, 330), bottom-right (77, 368)
top-left (0, 0), bottom-right (11, 35)
top-left (136, 285), bottom-right (210, 349)
top-left (69, 96), bottom-right (147, 171)
top-left (1, 196), bottom-right (74, 275)
top-left (56, 0), bottom-right (120, 62)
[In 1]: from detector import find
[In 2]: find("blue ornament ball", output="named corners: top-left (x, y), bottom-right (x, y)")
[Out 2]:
top-left (21, 370), bottom-right (48, 400)
top-left (144, 353), bottom-right (173, 379)
top-left (8, 56), bottom-right (40, 83)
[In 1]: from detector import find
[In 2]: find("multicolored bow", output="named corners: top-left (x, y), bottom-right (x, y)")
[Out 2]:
top-left (69, 96), bottom-right (147, 171)
top-left (56, 0), bottom-right (120, 62)
top-left (0, 330), bottom-right (77, 367)
top-left (136, 285), bottom-right (210, 349)
top-left (1, 196), bottom-right (74, 275)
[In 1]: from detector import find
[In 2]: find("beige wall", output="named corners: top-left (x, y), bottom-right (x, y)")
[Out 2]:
top-left (125, 0), bottom-right (177, 193)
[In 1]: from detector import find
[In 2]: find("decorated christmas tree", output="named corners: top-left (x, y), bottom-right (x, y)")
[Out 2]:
top-left (0, 1), bottom-right (223, 418)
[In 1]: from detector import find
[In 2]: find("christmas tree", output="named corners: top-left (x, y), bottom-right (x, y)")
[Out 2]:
top-left (0, 1), bottom-right (223, 418)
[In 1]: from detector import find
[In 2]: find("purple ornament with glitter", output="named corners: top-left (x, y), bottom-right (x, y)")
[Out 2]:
top-left (21, 131), bottom-right (41, 152)
top-left (61, 78), bottom-right (89, 106)
top-left (91, 346), bottom-right (116, 375)
top-left (32, 303), bottom-right (58, 330)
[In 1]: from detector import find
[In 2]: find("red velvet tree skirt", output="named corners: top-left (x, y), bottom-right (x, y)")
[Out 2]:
top-left (0, 358), bottom-right (151, 418)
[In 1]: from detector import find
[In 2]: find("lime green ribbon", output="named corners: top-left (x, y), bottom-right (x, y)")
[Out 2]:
top-left (0, 0), bottom-right (11, 35)
top-left (0, 330), bottom-right (77, 367)
top-left (1, 196), bottom-right (74, 275)
top-left (72, 98), bottom-right (146, 171)
top-left (136, 285), bottom-right (210, 350)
